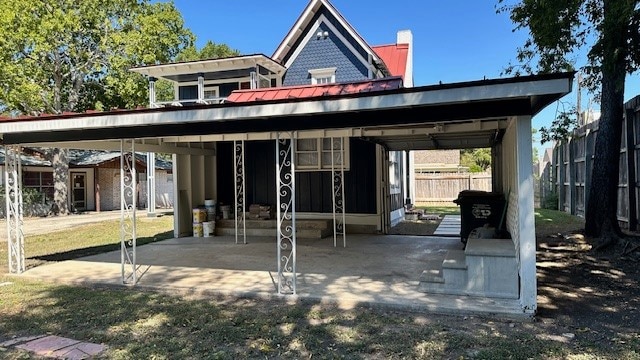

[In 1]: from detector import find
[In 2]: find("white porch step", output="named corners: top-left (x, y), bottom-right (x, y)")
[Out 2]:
top-left (464, 238), bottom-right (519, 299)
top-left (419, 239), bottom-right (519, 299)
top-left (418, 250), bottom-right (468, 294)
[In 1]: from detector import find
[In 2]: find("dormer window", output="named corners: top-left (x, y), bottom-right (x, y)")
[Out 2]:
top-left (309, 67), bottom-right (336, 85)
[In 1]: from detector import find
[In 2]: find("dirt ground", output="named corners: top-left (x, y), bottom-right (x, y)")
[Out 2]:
top-left (389, 218), bottom-right (640, 352)
top-left (534, 226), bottom-right (640, 351)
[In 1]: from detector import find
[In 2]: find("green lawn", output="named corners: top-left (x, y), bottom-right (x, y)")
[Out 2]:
top-left (0, 216), bottom-right (174, 275)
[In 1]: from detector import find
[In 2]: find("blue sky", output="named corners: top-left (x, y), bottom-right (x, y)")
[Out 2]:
top-left (172, 0), bottom-right (639, 153)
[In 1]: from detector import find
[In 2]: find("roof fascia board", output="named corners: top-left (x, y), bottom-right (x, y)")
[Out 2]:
top-left (130, 55), bottom-right (285, 80)
top-left (284, 14), bottom-right (372, 72)
top-left (28, 140), bottom-right (216, 156)
top-left (0, 77), bottom-right (571, 135)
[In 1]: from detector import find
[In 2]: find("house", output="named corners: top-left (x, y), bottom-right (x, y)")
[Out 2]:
top-left (0, 0), bottom-right (573, 315)
top-left (129, 0), bottom-right (415, 232)
top-left (0, 148), bottom-right (173, 215)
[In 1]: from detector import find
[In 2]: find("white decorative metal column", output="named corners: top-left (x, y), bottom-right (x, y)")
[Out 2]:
top-left (276, 132), bottom-right (297, 295)
top-left (331, 137), bottom-right (346, 247)
top-left (146, 152), bottom-right (156, 216)
top-left (120, 140), bottom-right (138, 285)
top-left (234, 140), bottom-right (246, 244)
top-left (4, 145), bottom-right (24, 274)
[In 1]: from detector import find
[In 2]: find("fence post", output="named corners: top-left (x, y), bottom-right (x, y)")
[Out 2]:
top-left (585, 127), bottom-right (595, 215)
top-left (569, 137), bottom-right (576, 215)
top-left (557, 142), bottom-right (566, 212)
top-left (626, 108), bottom-right (637, 231)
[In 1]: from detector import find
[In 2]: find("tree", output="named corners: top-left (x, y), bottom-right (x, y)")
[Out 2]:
top-left (176, 40), bottom-right (240, 62)
top-left (499, 0), bottom-right (640, 249)
top-left (461, 148), bottom-right (492, 173)
top-left (0, 0), bottom-right (193, 214)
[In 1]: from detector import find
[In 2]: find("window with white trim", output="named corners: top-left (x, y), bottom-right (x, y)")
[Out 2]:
top-left (203, 86), bottom-right (219, 100)
top-left (296, 138), bottom-right (349, 171)
top-left (309, 67), bottom-right (337, 85)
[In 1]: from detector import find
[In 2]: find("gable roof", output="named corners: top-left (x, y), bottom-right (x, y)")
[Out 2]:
top-left (226, 77), bottom-right (403, 103)
top-left (272, 0), bottom-right (389, 76)
top-left (372, 44), bottom-right (409, 80)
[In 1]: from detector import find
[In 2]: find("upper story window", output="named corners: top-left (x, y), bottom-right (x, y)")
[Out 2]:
top-left (309, 67), bottom-right (337, 85)
top-left (203, 86), bottom-right (219, 100)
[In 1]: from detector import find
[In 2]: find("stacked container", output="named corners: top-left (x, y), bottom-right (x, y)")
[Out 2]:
top-left (192, 207), bottom-right (206, 237)
top-left (203, 199), bottom-right (216, 237)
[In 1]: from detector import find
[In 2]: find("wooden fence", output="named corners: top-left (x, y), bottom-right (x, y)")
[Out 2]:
top-left (540, 95), bottom-right (640, 229)
top-left (414, 173), bottom-right (492, 205)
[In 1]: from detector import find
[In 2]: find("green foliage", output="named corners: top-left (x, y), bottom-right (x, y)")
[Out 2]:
top-left (460, 148), bottom-right (492, 173)
top-left (497, 0), bottom-right (638, 90)
top-left (176, 40), bottom-right (240, 62)
top-left (540, 104), bottom-right (578, 144)
top-left (542, 191), bottom-right (559, 210)
top-left (0, 0), bottom-right (194, 114)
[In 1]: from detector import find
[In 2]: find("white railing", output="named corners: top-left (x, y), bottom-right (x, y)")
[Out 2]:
top-left (151, 97), bottom-right (227, 108)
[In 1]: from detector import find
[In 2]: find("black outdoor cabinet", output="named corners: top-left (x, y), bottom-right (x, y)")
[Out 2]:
top-left (453, 190), bottom-right (507, 243)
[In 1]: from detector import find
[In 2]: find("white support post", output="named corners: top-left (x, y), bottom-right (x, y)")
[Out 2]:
top-left (120, 139), bottom-right (138, 285)
top-left (197, 73), bottom-right (205, 103)
top-left (250, 71), bottom-right (258, 89)
top-left (234, 140), bottom-right (246, 244)
top-left (148, 77), bottom-right (157, 108)
top-left (146, 152), bottom-right (156, 216)
top-left (276, 132), bottom-right (297, 295)
top-left (331, 137), bottom-right (346, 247)
top-left (515, 115), bottom-right (537, 313)
top-left (4, 145), bottom-right (24, 274)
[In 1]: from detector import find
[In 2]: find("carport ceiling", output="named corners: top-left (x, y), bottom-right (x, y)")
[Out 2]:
top-left (360, 119), bottom-right (507, 151)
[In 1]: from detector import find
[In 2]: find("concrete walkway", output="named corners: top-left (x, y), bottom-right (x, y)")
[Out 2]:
top-left (18, 233), bottom-right (525, 317)
top-left (433, 215), bottom-right (461, 236)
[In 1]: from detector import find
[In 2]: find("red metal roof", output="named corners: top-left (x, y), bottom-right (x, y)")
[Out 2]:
top-left (226, 77), bottom-right (403, 103)
top-left (372, 44), bottom-right (409, 79)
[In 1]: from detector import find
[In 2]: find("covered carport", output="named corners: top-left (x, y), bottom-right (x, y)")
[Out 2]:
top-left (1, 72), bottom-right (573, 315)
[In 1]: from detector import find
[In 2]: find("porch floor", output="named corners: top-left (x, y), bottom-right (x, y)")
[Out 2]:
top-left (18, 234), bottom-right (525, 317)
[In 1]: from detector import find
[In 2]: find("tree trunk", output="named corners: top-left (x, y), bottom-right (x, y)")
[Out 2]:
top-left (583, 0), bottom-right (630, 247)
top-left (51, 148), bottom-right (70, 215)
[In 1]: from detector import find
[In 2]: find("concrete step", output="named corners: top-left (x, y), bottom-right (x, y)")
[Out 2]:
top-left (215, 226), bottom-right (332, 239)
top-left (419, 250), bottom-right (468, 294)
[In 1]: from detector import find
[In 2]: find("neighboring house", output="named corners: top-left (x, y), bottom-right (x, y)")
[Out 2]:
top-left (413, 150), bottom-right (464, 173)
top-left (0, 148), bottom-right (173, 214)
top-left (130, 0), bottom-right (415, 230)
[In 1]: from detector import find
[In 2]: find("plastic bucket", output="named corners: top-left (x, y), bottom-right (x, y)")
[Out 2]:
top-left (193, 208), bottom-right (206, 223)
top-left (204, 199), bottom-right (216, 221)
top-left (203, 221), bottom-right (215, 237)
top-left (193, 222), bottom-right (203, 237)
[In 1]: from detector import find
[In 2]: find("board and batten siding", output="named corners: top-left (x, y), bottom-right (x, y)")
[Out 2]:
top-left (216, 139), bottom-right (376, 214)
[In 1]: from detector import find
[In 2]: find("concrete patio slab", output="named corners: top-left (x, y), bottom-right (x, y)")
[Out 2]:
top-left (18, 234), bottom-right (526, 317)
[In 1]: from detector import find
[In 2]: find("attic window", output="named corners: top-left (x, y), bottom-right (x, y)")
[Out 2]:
top-left (309, 67), bottom-right (336, 85)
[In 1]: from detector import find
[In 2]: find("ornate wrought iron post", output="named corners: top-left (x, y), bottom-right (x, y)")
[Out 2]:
top-left (234, 140), bottom-right (246, 244)
top-left (331, 138), bottom-right (347, 247)
top-left (276, 132), bottom-right (297, 294)
top-left (4, 145), bottom-right (24, 274)
top-left (120, 139), bottom-right (138, 285)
